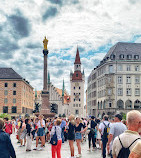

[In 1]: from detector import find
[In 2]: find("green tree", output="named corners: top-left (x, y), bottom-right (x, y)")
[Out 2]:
top-left (0, 113), bottom-right (11, 119)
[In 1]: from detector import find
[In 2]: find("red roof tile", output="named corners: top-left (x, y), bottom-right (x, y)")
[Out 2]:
top-left (72, 71), bottom-right (82, 80)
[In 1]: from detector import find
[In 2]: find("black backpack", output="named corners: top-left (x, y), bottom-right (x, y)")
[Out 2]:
top-left (117, 136), bottom-right (141, 158)
top-left (103, 122), bottom-right (110, 139)
top-left (50, 127), bottom-right (58, 146)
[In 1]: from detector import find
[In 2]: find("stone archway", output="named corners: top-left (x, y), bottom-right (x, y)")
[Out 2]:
top-left (117, 100), bottom-right (124, 109)
top-left (103, 100), bottom-right (106, 109)
top-left (125, 100), bottom-right (132, 109)
top-left (98, 102), bottom-right (100, 109)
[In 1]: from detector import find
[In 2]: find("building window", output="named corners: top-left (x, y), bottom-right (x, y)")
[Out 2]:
top-left (73, 104), bottom-right (75, 107)
top-left (79, 104), bottom-right (81, 107)
top-left (119, 54), bottom-right (124, 59)
top-left (108, 89), bottom-right (112, 95)
top-left (127, 65), bottom-right (131, 71)
top-left (4, 90), bottom-right (8, 96)
top-left (126, 88), bottom-right (131, 96)
top-left (75, 109), bottom-right (79, 115)
top-left (79, 87), bottom-right (81, 89)
top-left (74, 99), bottom-right (75, 102)
top-left (79, 98), bottom-right (81, 101)
top-left (134, 55), bottom-right (139, 60)
top-left (4, 98), bottom-right (8, 104)
top-left (13, 91), bottom-right (16, 95)
top-left (13, 83), bottom-right (16, 87)
top-left (109, 65), bottom-right (113, 73)
top-left (3, 106), bottom-right (8, 113)
top-left (126, 76), bottom-right (131, 84)
top-left (74, 87), bottom-right (75, 89)
top-left (76, 74), bottom-right (78, 77)
top-left (127, 55), bottom-right (132, 59)
top-left (109, 102), bottom-right (112, 107)
top-left (76, 104), bottom-right (78, 107)
top-left (135, 76), bottom-right (140, 84)
top-left (135, 88), bottom-right (140, 96)
top-left (12, 106), bottom-right (17, 113)
top-left (13, 98), bottom-right (16, 104)
top-left (118, 65), bottom-right (122, 71)
top-left (118, 76), bottom-right (123, 84)
top-left (135, 65), bottom-right (139, 71)
top-left (118, 88), bottom-right (123, 96)
top-left (74, 93), bottom-right (75, 96)
top-left (4, 83), bottom-right (8, 87)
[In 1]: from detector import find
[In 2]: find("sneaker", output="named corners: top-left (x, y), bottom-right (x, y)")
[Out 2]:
top-left (87, 148), bottom-right (91, 151)
top-left (33, 147), bottom-right (37, 150)
top-left (76, 154), bottom-right (82, 158)
top-left (37, 147), bottom-right (43, 151)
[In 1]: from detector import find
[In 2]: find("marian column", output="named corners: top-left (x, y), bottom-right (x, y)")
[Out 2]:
top-left (40, 37), bottom-right (55, 118)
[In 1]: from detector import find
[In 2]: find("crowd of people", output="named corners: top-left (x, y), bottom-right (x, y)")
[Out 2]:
top-left (0, 110), bottom-right (141, 158)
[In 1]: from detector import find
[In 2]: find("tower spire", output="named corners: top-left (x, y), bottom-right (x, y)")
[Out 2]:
top-left (62, 79), bottom-right (65, 96)
top-left (74, 47), bottom-right (81, 64)
top-left (48, 72), bottom-right (50, 84)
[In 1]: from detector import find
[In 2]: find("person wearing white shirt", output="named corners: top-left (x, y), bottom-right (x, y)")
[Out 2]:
top-left (33, 115), bottom-right (45, 151)
top-left (99, 115), bottom-right (111, 158)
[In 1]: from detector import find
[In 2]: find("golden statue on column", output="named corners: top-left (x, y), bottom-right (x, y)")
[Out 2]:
top-left (43, 36), bottom-right (48, 50)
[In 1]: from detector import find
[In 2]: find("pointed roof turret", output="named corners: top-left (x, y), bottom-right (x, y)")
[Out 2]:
top-left (74, 47), bottom-right (81, 64)
top-left (35, 89), bottom-right (37, 98)
top-left (48, 72), bottom-right (50, 84)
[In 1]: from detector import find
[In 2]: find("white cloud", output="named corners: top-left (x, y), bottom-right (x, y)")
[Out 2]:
top-left (0, 0), bottom-right (141, 104)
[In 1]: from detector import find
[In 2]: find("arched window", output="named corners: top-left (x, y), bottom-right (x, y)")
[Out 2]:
top-left (134, 100), bottom-right (141, 109)
top-left (101, 101), bottom-right (103, 109)
top-left (117, 100), bottom-right (124, 109)
top-left (98, 102), bottom-right (100, 109)
top-left (125, 100), bottom-right (132, 109)
top-left (110, 54), bottom-right (115, 60)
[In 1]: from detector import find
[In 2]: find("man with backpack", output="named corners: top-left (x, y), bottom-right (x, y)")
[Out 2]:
top-left (99, 115), bottom-right (111, 158)
top-left (112, 110), bottom-right (141, 158)
top-left (107, 114), bottom-right (127, 158)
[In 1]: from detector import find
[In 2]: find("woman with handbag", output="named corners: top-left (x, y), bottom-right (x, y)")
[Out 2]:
top-left (51, 118), bottom-right (62, 158)
top-left (75, 117), bottom-right (87, 157)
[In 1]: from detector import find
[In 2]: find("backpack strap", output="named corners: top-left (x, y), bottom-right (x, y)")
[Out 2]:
top-left (128, 138), bottom-right (141, 148)
top-left (103, 122), bottom-right (107, 127)
top-left (118, 136), bottom-right (124, 148)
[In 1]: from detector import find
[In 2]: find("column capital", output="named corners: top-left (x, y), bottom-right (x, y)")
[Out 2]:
top-left (43, 50), bottom-right (49, 55)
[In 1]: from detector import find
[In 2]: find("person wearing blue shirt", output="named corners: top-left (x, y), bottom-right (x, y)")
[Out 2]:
top-left (0, 118), bottom-right (16, 158)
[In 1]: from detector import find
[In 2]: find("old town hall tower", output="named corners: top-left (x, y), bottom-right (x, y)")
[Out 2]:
top-left (70, 48), bottom-right (85, 117)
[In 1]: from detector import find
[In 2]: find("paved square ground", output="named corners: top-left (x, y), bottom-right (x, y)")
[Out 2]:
top-left (11, 134), bottom-right (102, 158)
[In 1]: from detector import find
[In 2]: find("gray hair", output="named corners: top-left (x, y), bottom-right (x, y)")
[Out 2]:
top-left (127, 110), bottom-right (141, 124)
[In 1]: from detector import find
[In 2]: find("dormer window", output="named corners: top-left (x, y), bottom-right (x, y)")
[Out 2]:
top-left (110, 54), bottom-right (115, 60)
top-left (127, 55), bottom-right (132, 60)
top-left (134, 55), bottom-right (139, 60)
top-left (119, 54), bottom-right (124, 59)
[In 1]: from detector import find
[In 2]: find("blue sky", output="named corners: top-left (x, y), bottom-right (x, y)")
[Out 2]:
top-left (0, 0), bottom-right (141, 96)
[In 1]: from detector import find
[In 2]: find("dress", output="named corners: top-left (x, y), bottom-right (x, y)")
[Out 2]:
top-left (68, 122), bottom-right (75, 140)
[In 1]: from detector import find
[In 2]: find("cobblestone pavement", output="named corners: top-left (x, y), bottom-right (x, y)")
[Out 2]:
top-left (11, 134), bottom-right (102, 158)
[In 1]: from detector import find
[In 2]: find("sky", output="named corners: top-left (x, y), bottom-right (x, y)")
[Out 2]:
top-left (0, 0), bottom-right (141, 99)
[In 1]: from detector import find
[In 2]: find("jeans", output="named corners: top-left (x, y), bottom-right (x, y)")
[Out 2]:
top-left (88, 132), bottom-right (96, 148)
top-left (102, 136), bottom-right (108, 158)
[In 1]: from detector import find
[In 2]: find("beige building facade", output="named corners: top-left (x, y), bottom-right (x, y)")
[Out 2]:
top-left (0, 68), bottom-right (34, 118)
top-left (87, 42), bottom-right (141, 118)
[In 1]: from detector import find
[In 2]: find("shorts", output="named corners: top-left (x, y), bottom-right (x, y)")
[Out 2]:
top-left (75, 132), bottom-right (82, 140)
top-left (37, 128), bottom-right (44, 137)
